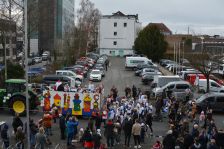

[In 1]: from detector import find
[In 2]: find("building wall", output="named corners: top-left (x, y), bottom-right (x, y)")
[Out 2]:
top-left (99, 17), bottom-right (140, 50)
top-left (100, 48), bottom-right (134, 57)
top-left (0, 19), bottom-right (17, 62)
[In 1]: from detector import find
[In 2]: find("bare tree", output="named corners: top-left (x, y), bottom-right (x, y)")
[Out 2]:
top-left (188, 48), bottom-right (219, 93)
top-left (76, 0), bottom-right (101, 56)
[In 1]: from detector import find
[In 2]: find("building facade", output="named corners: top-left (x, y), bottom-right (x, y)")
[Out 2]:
top-left (0, 19), bottom-right (17, 62)
top-left (38, 0), bottom-right (74, 58)
top-left (98, 11), bottom-right (141, 56)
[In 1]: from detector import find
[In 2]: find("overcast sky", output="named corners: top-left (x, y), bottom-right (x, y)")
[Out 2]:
top-left (76, 0), bottom-right (224, 36)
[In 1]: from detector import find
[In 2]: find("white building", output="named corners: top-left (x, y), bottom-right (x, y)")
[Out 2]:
top-left (98, 11), bottom-right (141, 56)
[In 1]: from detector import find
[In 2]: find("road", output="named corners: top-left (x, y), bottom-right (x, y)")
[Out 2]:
top-left (0, 57), bottom-right (223, 148)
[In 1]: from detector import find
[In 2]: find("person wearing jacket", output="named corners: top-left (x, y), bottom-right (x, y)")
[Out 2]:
top-left (95, 113), bottom-right (102, 130)
top-left (35, 127), bottom-right (47, 149)
top-left (66, 117), bottom-right (76, 146)
top-left (163, 130), bottom-right (175, 149)
top-left (43, 113), bottom-right (52, 136)
top-left (30, 119), bottom-right (38, 147)
top-left (132, 119), bottom-right (141, 149)
top-left (123, 117), bottom-right (133, 147)
top-left (82, 127), bottom-right (93, 149)
top-left (15, 126), bottom-right (25, 149)
top-left (1, 124), bottom-right (9, 148)
top-left (59, 114), bottom-right (66, 140)
top-left (104, 119), bottom-right (115, 148)
top-left (12, 113), bottom-right (23, 133)
top-left (92, 129), bottom-right (102, 149)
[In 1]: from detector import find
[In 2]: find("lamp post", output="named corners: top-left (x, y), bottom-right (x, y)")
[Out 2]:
top-left (24, 0), bottom-right (30, 148)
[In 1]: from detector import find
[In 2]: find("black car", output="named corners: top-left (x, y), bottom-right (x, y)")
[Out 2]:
top-left (141, 74), bottom-right (154, 85)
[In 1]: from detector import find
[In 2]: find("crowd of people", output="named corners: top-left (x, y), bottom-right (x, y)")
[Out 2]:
top-left (1, 83), bottom-right (224, 149)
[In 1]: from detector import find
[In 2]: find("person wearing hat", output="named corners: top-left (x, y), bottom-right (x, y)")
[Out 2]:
top-left (59, 114), bottom-right (66, 140)
top-left (1, 124), bottom-right (9, 148)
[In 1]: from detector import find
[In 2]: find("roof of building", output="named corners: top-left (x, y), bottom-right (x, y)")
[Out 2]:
top-left (102, 11), bottom-right (138, 20)
top-left (148, 23), bottom-right (172, 34)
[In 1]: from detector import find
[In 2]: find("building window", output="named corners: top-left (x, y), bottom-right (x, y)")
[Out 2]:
top-left (114, 32), bottom-right (117, 36)
top-left (114, 22), bottom-right (117, 27)
top-left (113, 41), bottom-right (117, 45)
top-left (124, 23), bottom-right (127, 27)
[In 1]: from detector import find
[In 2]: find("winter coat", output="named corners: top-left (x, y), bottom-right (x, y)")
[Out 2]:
top-left (216, 131), bottom-right (224, 148)
top-left (30, 122), bottom-right (38, 135)
top-left (132, 122), bottom-right (141, 136)
top-left (208, 144), bottom-right (219, 149)
top-left (59, 116), bottom-right (66, 129)
top-left (163, 134), bottom-right (175, 149)
top-left (95, 116), bottom-right (102, 127)
top-left (184, 134), bottom-right (194, 149)
top-left (104, 121), bottom-right (114, 137)
top-left (66, 121), bottom-right (76, 135)
top-left (12, 117), bottom-right (23, 131)
top-left (35, 133), bottom-right (46, 149)
top-left (82, 130), bottom-right (93, 142)
top-left (43, 114), bottom-right (52, 128)
top-left (123, 119), bottom-right (133, 136)
top-left (92, 133), bottom-right (101, 147)
top-left (1, 126), bottom-right (9, 141)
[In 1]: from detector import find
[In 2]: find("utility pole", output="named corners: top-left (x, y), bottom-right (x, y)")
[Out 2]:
top-left (173, 43), bottom-right (175, 74)
top-left (24, 0), bottom-right (30, 148)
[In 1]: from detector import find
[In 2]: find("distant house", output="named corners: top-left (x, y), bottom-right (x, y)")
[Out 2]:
top-left (98, 11), bottom-right (141, 56)
top-left (148, 23), bottom-right (172, 35)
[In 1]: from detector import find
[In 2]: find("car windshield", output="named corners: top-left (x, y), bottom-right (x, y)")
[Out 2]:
top-left (91, 70), bottom-right (100, 74)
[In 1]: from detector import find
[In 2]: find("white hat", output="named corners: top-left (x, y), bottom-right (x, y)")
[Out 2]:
top-left (97, 129), bottom-right (101, 133)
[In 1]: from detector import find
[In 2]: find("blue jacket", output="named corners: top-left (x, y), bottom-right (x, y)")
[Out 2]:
top-left (67, 121), bottom-right (77, 134)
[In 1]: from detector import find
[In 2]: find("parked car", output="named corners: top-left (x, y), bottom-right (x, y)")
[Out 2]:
top-left (195, 79), bottom-right (224, 93)
top-left (73, 65), bottom-right (87, 77)
top-left (196, 93), bottom-right (224, 112)
top-left (28, 67), bottom-right (45, 77)
top-left (94, 66), bottom-right (105, 77)
top-left (42, 75), bottom-right (81, 88)
top-left (89, 69), bottom-right (102, 81)
top-left (152, 81), bottom-right (192, 98)
top-left (34, 57), bottom-right (42, 63)
top-left (55, 70), bottom-right (83, 82)
top-left (141, 72), bottom-right (161, 85)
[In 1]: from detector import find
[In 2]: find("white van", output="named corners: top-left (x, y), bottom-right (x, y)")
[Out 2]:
top-left (56, 70), bottom-right (83, 82)
top-left (125, 57), bottom-right (154, 69)
top-left (196, 79), bottom-right (224, 93)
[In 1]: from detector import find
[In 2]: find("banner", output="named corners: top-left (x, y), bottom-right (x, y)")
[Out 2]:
top-left (42, 91), bottom-right (100, 116)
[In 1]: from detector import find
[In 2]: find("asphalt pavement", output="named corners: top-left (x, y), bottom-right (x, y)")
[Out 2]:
top-left (0, 57), bottom-right (223, 148)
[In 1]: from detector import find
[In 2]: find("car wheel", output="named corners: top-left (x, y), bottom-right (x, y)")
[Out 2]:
top-left (220, 90), bottom-right (224, 93)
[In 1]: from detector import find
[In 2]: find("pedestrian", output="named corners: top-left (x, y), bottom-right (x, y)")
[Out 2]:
top-left (132, 85), bottom-right (137, 99)
top-left (66, 117), bottom-right (76, 146)
top-left (207, 139), bottom-right (219, 149)
top-left (162, 130), bottom-right (175, 149)
top-left (51, 104), bottom-right (58, 123)
top-left (82, 127), bottom-right (93, 149)
top-left (102, 107), bottom-right (108, 126)
top-left (88, 117), bottom-right (94, 132)
top-left (95, 112), bottom-right (102, 130)
top-left (123, 117), bottom-right (132, 147)
top-left (12, 113), bottom-right (23, 134)
top-left (132, 119), bottom-right (142, 149)
top-left (1, 124), bottom-right (9, 148)
top-left (146, 113), bottom-right (153, 135)
top-left (183, 132), bottom-right (194, 149)
top-left (114, 119), bottom-right (121, 145)
top-left (191, 124), bottom-right (200, 139)
top-left (140, 123), bottom-right (146, 143)
top-left (59, 114), bottom-right (66, 140)
top-left (92, 129), bottom-right (102, 149)
top-left (43, 112), bottom-right (53, 136)
top-left (72, 116), bottom-right (79, 138)
top-left (30, 119), bottom-right (38, 147)
top-left (35, 127), bottom-right (47, 149)
top-left (15, 126), bottom-right (25, 149)
top-left (104, 119), bottom-right (115, 148)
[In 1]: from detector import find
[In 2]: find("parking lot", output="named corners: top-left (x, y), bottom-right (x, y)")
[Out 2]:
top-left (0, 56), bottom-right (224, 148)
